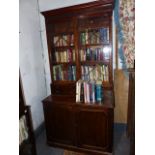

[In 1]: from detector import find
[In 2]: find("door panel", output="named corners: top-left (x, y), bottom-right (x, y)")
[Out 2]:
top-left (77, 108), bottom-right (112, 151)
top-left (43, 102), bottom-right (75, 145)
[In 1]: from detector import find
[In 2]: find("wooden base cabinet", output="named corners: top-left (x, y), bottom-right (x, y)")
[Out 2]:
top-left (43, 102), bottom-right (75, 146)
top-left (77, 107), bottom-right (113, 152)
top-left (43, 95), bottom-right (114, 155)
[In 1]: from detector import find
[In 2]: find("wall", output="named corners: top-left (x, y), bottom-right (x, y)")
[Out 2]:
top-left (19, 0), bottom-right (48, 130)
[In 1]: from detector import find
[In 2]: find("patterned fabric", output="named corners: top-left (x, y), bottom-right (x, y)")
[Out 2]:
top-left (19, 115), bottom-right (28, 145)
top-left (115, 0), bottom-right (135, 69)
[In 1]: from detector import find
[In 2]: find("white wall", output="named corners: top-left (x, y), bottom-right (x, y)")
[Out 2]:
top-left (19, 0), bottom-right (48, 130)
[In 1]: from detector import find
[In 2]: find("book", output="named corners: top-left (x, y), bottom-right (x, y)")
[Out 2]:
top-left (95, 80), bottom-right (102, 103)
top-left (85, 29), bottom-right (89, 44)
top-left (76, 81), bottom-right (80, 102)
top-left (81, 32), bottom-right (85, 45)
top-left (72, 49), bottom-right (76, 61)
top-left (72, 66), bottom-right (76, 81)
top-left (80, 82), bottom-right (84, 102)
top-left (89, 80), bottom-right (96, 104)
top-left (83, 81), bottom-right (87, 103)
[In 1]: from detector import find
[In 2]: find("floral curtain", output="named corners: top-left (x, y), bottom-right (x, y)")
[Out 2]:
top-left (115, 0), bottom-right (135, 69)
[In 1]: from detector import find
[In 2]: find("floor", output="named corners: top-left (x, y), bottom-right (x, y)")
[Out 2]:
top-left (36, 123), bottom-right (130, 155)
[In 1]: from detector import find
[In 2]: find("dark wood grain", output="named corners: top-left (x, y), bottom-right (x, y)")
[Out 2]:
top-left (77, 108), bottom-right (113, 152)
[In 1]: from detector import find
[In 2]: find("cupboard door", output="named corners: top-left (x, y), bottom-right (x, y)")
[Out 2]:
top-left (77, 107), bottom-right (113, 152)
top-left (43, 102), bottom-right (75, 145)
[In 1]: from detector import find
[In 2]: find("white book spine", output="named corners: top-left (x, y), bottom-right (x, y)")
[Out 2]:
top-left (76, 81), bottom-right (79, 102)
top-left (86, 82), bottom-right (90, 103)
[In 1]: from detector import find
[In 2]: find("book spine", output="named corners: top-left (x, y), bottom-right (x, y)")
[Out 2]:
top-left (105, 65), bottom-right (109, 82)
top-left (81, 32), bottom-right (85, 45)
top-left (68, 49), bottom-right (72, 62)
top-left (96, 30), bottom-right (100, 44)
top-left (80, 82), bottom-right (84, 102)
top-left (92, 82), bottom-right (95, 103)
top-left (54, 36), bottom-right (58, 47)
top-left (80, 49), bottom-right (83, 61)
top-left (86, 82), bottom-right (90, 103)
top-left (59, 65), bottom-right (63, 80)
top-left (89, 82), bottom-right (93, 103)
top-left (84, 82), bottom-right (87, 103)
top-left (78, 81), bottom-right (81, 102)
top-left (85, 29), bottom-right (89, 44)
top-left (64, 51), bottom-right (67, 62)
top-left (101, 65), bottom-right (104, 81)
top-left (72, 49), bottom-right (75, 62)
top-left (72, 66), bottom-right (76, 81)
top-left (60, 37), bottom-right (63, 46)
top-left (81, 66), bottom-right (84, 80)
top-left (63, 70), bottom-right (66, 80)
top-left (56, 66), bottom-right (59, 80)
top-left (107, 28), bottom-right (109, 43)
top-left (68, 66), bottom-right (72, 80)
top-left (53, 66), bottom-right (56, 80)
top-left (76, 81), bottom-right (79, 102)
top-left (89, 66), bottom-right (93, 80)
top-left (95, 82), bottom-right (102, 103)
top-left (71, 34), bottom-right (74, 46)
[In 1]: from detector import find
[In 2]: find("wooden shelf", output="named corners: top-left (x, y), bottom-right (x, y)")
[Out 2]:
top-left (80, 60), bottom-right (109, 65)
top-left (53, 46), bottom-right (75, 50)
top-left (75, 102), bottom-right (113, 109)
top-left (52, 62), bottom-right (76, 65)
top-left (79, 43), bottom-right (110, 48)
top-left (52, 80), bottom-right (76, 84)
top-left (78, 23), bottom-right (110, 32)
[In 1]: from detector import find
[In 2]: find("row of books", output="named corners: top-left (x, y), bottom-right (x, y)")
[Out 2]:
top-left (53, 34), bottom-right (74, 47)
top-left (80, 47), bottom-right (110, 61)
top-left (76, 80), bottom-right (103, 104)
top-left (80, 28), bottom-right (109, 45)
top-left (53, 49), bottom-right (76, 63)
top-left (81, 65), bottom-right (109, 82)
top-left (53, 65), bottom-right (76, 81)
